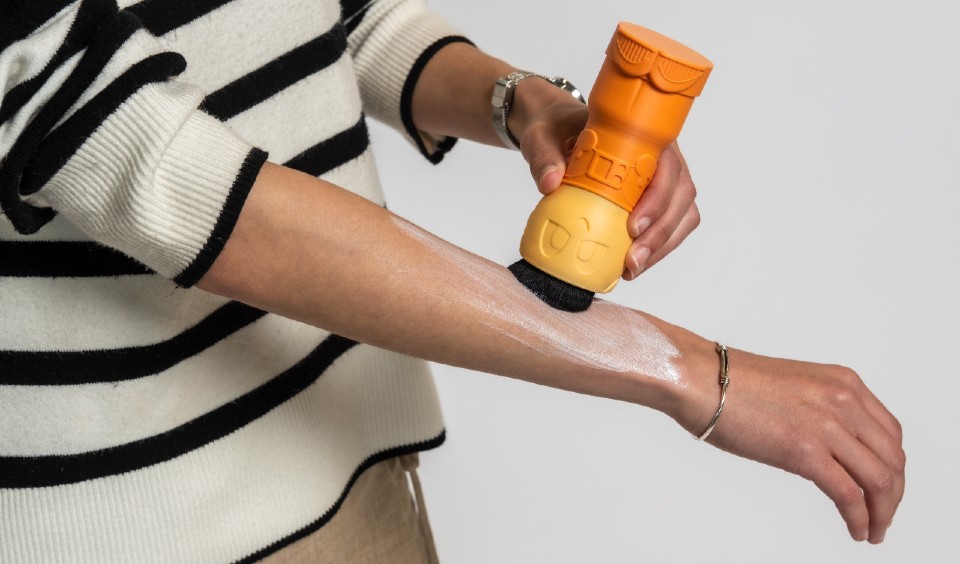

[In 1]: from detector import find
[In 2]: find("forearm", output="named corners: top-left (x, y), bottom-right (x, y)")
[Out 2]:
top-left (410, 42), bottom-right (583, 147)
top-left (198, 163), bottom-right (717, 419)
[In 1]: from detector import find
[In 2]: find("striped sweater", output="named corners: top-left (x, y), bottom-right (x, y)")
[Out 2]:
top-left (0, 1), bottom-right (469, 561)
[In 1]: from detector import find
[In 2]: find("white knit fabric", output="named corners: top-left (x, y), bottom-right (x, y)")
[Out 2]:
top-left (31, 93), bottom-right (253, 278)
top-left (1, 347), bottom-right (443, 563)
top-left (0, 1), bottom-right (464, 561)
top-left (349, 0), bottom-right (462, 150)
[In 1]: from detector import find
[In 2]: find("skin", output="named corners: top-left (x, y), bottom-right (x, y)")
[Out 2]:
top-left (197, 43), bottom-right (904, 543)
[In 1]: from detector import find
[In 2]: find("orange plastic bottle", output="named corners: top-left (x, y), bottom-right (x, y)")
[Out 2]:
top-left (518, 23), bottom-right (713, 293)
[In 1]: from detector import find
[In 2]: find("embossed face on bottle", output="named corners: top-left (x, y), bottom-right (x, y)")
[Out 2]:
top-left (539, 217), bottom-right (609, 276)
top-left (520, 184), bottom-right (632, 294)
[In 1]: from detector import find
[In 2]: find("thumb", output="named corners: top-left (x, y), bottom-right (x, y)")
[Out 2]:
top-left (522, 132), bottom-right (577, 195)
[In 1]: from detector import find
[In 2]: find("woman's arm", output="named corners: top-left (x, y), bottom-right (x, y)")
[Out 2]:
top-left (197, 162), bottom-right (904, 544)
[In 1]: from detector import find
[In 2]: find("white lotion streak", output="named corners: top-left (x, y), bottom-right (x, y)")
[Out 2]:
top-left (391, 218), bottom-right (683, 387)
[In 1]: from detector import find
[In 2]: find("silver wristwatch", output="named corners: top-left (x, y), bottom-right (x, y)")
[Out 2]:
top-left (491, 71), bottom-right (586, 150)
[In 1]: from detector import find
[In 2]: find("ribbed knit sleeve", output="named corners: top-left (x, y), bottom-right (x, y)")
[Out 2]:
top-left (345, 0), bottom-right (472, 163)
top-left (0, 1), bottom-right (266, 285)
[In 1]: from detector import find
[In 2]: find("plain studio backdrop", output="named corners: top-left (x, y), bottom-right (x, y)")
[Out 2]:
top-left (368, 1), bottom-right (958, 562)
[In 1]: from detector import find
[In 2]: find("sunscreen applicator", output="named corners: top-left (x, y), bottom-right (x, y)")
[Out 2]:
top-left (509, 23), bottom-right (713, 311)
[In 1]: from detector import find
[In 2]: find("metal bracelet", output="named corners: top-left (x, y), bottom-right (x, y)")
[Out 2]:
top-left (695, 343), bottom-right (730, 441)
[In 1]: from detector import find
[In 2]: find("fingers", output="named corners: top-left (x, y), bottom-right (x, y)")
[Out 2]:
top-left (844, 379), bottom-right (906, 542)
top-left (622, 144), bottom-right (698, 279)
top-left (831, 428), bottom-right (902, 543)
top-left (623, 203), bottom-right (700, 280)
top-left (857, 378), bottom-right (905, 445)
top-left (834, 370), bottom-right (906, 539)
top-left (519, 106), bottom-right (587, 195)
top-left (627, 143), bottom-right (684, 236)
top-left (810, 459), bottom-right (871, 542)
top-left (807, 370), bottom-right (904, 544)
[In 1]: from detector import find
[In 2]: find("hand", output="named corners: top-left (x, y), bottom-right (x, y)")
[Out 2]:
top-left (514, 86), bottom-right (699, 280)
top-left (622, 142), bottom-right (699, 280)
top-left (674, 345), bottom-right (905, 544)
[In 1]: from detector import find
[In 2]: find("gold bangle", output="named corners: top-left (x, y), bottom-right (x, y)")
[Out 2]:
top-left (695, 343), bottom-right (730, 441)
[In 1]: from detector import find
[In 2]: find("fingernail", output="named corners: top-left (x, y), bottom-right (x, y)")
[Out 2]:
top-left (632, 216), bottom-right (651, 238)
top-left (539, 165), bottom-right (558, 186)
top-left (856, 531), bottom-right (868, 542)
top-left (634, 246), bottom-right (651, 272)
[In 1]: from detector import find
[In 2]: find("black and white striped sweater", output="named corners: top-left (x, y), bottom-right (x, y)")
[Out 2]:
top-left (0, 1), bottom-right (468, 561)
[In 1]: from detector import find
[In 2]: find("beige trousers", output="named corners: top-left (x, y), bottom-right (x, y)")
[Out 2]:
top-left (261, 454), bottom-right (439, 564)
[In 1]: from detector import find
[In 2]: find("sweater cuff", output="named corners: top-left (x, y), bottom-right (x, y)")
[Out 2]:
top-left (350, 5), bottom-right (469, 163)
top-left (28, 82), bottom-right (267, 284)
top-left (148, 110), bottom-right (268, 286)
top-left (398, 35), bottom-right (474, 163)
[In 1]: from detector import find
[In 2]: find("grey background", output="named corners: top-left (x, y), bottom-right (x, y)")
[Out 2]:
top-left (368, 1), bottom-right (959, 562)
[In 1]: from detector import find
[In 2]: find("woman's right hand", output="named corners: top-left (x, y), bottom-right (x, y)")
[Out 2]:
top-left (672, 343), bottom-right (905, 544)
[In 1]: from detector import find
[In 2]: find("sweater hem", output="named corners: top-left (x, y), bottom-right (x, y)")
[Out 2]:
top-left (237, 430), bottom-right (447, 564)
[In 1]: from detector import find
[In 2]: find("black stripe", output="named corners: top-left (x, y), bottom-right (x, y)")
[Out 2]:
top-left (0, 8), bottom-right (144, 234)
top-left (340, 0), bottom-right (374, 23)
top-left (283, 116), bottom-right (369, 177)
top-left (344, 6), bottom-right (370, 34)
top-left (127, 0), bottom-right (235, 36)
top-left (0, 240), bottom-right (153, 277)
top-left (0, 333), bottom-right (359, 488)
top-left (238, 431), bottom-right (446, 564)
top-left (0, 301), bottom-right (267, 386)
top-left (20, 51), bottom-right (188, 196)
top-left (202, 24), bottom-right (348, 121)
top-left (174, 147), bottom-right (268, 287)
top-left (0, 0), bottom-right (112, 125)
top-left (399, 36), bottom-right (473, 164)
top-left (0, 1), bottom-right (75, 50)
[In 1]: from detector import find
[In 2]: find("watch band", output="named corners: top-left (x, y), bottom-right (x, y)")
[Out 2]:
top-left (491, 71), bottom-right (586, 150)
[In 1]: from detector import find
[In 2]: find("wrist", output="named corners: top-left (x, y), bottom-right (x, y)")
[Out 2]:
top-left (506, 76), bottom-right (585, 147)
top-left (490, 69), bottom-right (586, 150)
top-left (650, 322), bottom-right (726, 434)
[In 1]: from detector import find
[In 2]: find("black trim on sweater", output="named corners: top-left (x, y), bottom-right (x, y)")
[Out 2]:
top-left (344, 5), bottom-right (370, 34)
top-left (283, 116), bottom-right (369, 177)
top-left (0, 0), bottom-right (84, 50)
top-left (0, 240), bottom-right (153, 277)
top-left (202, 24), bottom-right (348, 121)
top-left (399, 35), bottom-right (474, 164)
top-left (0, 333), bottom-right (359, 488)
top-left (0, 301), bottom-right (267, 386)
top-left (127, 0), bottom-right (236, 36)
top-left (174, 147), bottom-right (268, 287)
top-left (0, 0), bottom-right (110, 125)
top-left (20, 51), bottom-right (188, 196)
top-left (238, 431), bottom-right (447, 564)
top-left (340, 0), bottom-right (373, 34)
top-left (0, 8), bottom-right (144, 234)
top-left (339, 0), bottom-right (373, 22)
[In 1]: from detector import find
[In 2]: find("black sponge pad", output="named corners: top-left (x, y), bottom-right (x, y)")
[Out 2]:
top-left (508, 259), bottom-right (594, 312)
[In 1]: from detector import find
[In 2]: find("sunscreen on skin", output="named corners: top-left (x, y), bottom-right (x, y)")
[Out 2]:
top-left (392, 217), bottom-right (683, 387)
